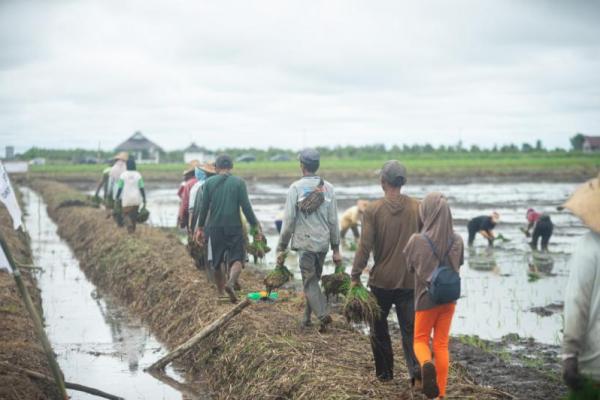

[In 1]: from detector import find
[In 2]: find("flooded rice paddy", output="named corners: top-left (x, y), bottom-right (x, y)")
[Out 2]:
top-left (22, 188), bottom-right (209, 400)
top-left (145, 181), bottom-right (584, 345)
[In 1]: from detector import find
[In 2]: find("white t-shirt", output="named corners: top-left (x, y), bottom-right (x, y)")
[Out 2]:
top-left (117, 171), bottom-right (144, 207)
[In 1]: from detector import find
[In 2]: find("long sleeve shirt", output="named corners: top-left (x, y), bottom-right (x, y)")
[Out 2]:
top-left (177, 177), bottom-right (197, 229)
top-left (563, 231), bottom-right (600, 380)
top-left (352, 195), bottom-right (420, 290)
top-left (277, 176), bottom-right (340, 254)
top-left (197, 174), bottom-right (258, 229)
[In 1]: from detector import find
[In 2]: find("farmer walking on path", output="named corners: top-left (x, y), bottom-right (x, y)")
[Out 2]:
top-left (196, 154), bottom-right (262, 303)
top-left (107, 152), bottom-right (128, 220)
top-left (177, 160), bottom-right (200, 230)
top-left (560, 174), bottom-right (600, 398)
top-left (467, 212), bottom-right (500, 247)
top-left (276, 148), bottom-right (341, 331)
top-left (115, 158), bottom-right (146, 234)
top-left (351, 160), bottom-right (421, 384)
top-left (404, 192), bottom-right (464, 399)
top-left (188, 163), bottom-right (216, 270)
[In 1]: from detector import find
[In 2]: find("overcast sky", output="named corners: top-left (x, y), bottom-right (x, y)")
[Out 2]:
top-left (1, 0), bottom-right (599, 152)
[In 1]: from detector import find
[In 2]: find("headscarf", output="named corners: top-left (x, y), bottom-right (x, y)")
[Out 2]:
top-left (404, 192), bottom-right (463, 309)
top-left (419, 192), bottom-right (455, 259)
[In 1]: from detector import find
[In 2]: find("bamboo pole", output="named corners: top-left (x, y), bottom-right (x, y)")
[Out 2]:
top-left (0, 361), bottom-right (124, 400)
top-left (0, 231), bottom-right (68, 399)
top-left (146, 298), bottom-right (251, 371)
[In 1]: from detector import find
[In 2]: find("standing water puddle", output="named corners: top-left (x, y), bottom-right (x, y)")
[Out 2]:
top-left (22, 187), bottom-right (210, 400)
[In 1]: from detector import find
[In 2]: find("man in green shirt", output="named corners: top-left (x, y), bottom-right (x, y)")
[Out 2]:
top-left (196, 154), bottom-right (262, 302)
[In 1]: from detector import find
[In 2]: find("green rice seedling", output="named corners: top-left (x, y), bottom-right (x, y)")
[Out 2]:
top-left (321, 264), bottom-right (351, 300)
top-left (264, 264), bottom-right (293, 292)
top-left (343, 284), bottom-right (380, 325)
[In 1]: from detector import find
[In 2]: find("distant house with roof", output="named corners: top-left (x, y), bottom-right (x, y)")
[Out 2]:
top-left (183, 142), bottom-right (214, 164)
top-left (583, 136), bottom-right (600, 153)
top-left (114, 131), bottom-right (164, 164)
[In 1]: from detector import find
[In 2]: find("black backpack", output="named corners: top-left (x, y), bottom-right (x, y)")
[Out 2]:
top-left (423, 234), bottom-right (461, 304)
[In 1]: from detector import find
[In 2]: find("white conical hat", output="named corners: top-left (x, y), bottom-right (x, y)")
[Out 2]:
top-left (561, 173), bottom-right (600, 233)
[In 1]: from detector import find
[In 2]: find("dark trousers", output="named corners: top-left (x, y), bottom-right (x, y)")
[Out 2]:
top-left (467, 221), bottom-right (492, 247)
top-left (531, 217), bottom-right (553, 251)
top-left (369, 286), bottom-right (420, 380)
top-left (340, 225), bottom-right (360, 240)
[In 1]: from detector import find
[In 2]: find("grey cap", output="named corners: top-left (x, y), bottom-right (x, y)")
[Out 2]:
top-left (380, 160), bottom-right (407, 182)
top-left (215, 154), bottom-right (233, 169)
top-left (298, 148), bottom-right (320, 163)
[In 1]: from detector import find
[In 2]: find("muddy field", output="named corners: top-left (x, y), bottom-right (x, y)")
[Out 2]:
top-left (30, 179), bottom-right (527, 399)
top-left (144, 180), bottom-right (582, 346)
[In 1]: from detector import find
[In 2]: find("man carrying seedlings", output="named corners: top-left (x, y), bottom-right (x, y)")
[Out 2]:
top-left (108, 152), bottom-right (128, 221)
top-left (196, 154), bottom-right (262, 303)
top-left (467, 212), bottom-right (500, 247)
top-left (115, 158), bottom-right (146, 234)
top-left (351, 160), bottom-right (421, 384)
top-left (276, 148), bottom-right (341, 331)
top-left (340, 200), bottom-right (369, 243)
top-left (560, 174), bottom-right (600, 398)
top-left (523, 208), bottom-right (553, 252)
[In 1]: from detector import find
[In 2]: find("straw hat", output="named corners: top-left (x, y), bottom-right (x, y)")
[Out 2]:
top-left (198, 162), bottom-right (216, 175)
top-left (560, 173), bottom-right (600, 233)
top-left (113, 151), bottom-right (129, 161)
top-left (183, 160), bottom-right (200, 176)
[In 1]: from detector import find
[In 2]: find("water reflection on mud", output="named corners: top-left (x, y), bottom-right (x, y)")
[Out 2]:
top-left (22, 187), bottom-right (209, 400)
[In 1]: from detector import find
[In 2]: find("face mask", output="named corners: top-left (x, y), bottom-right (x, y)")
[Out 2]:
top-left (195, 168), bottom-right (206, 181)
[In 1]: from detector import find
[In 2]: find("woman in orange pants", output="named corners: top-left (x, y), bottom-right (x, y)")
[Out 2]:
top-left (404, 192), bottom-right (464, 399)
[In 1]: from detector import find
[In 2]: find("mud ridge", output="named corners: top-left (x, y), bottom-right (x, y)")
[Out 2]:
top-left (0, 193), bottom-right (62, 400)
top-left (33, 180), bottom-right (515, 400)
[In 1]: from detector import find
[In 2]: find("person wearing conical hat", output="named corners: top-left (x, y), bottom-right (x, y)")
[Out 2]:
top-left (177, 160), bottom-right (200, 229)
top-left (107, 152), bottom-right (129, 220)
top-left (561, 174), bottom-right (600, 397)
top-left (187, 162), bottom-right (216, 271)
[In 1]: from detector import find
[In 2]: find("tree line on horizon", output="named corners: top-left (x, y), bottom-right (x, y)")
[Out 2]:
top-left (14, 133), bottom-right (591, 163)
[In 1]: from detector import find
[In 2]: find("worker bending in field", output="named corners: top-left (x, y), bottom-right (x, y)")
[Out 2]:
top-left (467, 212), bottom-right (500, 247)
top-left (196, 154), bottom-right (263, 303)
top-left (115, 158), bottom-right (146, 234)
top-left (351, 161), bottom-right (421, 384)
top-left (560, 174), bottom-right (600, 398)
top-left (188, 163), bottom-right (216, 270)
top-left (524, 208), bottom-right (553, 252)
top-left (340, 200), bottom-right (369, 243)
top-left (277, 148), bottom-right (341, 331)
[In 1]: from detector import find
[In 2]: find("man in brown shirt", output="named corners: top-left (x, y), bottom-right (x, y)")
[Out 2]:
top-left (351, 160), bottom-right (421, 383)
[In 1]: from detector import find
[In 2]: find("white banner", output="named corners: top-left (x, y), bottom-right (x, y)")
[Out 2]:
top-left (0, 161), bottom-right (23, 230)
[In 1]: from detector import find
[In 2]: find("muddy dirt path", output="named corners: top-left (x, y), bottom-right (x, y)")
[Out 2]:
top-left (22, 187), bottom-right (211, 400)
